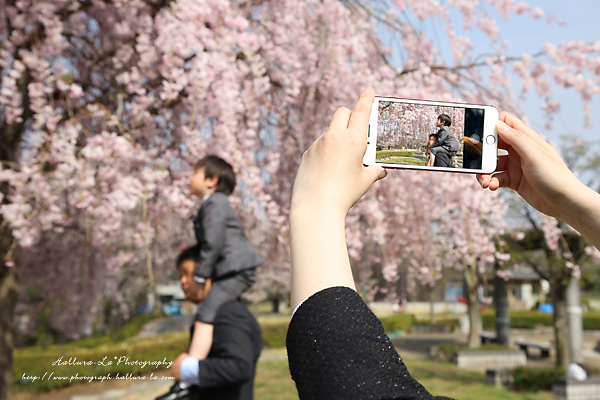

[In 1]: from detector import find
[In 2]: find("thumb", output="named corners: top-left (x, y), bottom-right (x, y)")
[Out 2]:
top-left (364, 165), bottom-right (387, 185)
top-left (495, 120), bottom-right (539, 164)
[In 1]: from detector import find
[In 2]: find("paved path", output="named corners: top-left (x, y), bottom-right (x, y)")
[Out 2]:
top-left (12, 372), bottom-right (173, 400)
top-left (69, 380), bottom-right (173, 400)
top-left (137, 315), bottom-right (194, 337)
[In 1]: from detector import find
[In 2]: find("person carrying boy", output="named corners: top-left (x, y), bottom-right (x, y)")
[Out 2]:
top-left (425, 133), bottom-right (437, 166)
top-left (156, 246), bottom-right (262, 400)
top-left (428, 114), bottom-right (459, 168)
top-left (186, 155), bottom-right (263, 362)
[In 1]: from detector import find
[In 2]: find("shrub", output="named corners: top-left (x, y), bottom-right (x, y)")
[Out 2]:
top-left (481, 311), bottom-right (494, 329)
top-left (481, 310), bottom-right (552, 329)
top-left (414, 317), bottom-right (459, 332)
top-left (436, 342), bottom-right (463, 361)
top-left (511, 366), bottom-right (564, 392)
top-left (260, 322), bottom-right (289, 348)
top-left (482, 310), bottom-right (600, 330)
top-left (379, 313), bottom-right (415, 333)
top-left (583, 311), bottom-right (600, 330)
top-left (510, 311), bottom-right (554, 328)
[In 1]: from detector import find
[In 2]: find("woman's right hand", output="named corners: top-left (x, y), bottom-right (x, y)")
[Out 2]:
top-left (477, 111), bottom-right (585, 222)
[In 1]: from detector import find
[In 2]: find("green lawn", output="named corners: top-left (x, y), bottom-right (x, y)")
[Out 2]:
top-left (255, 359), bottom-right (298, 400)
top-left (255, 358), bottom-right (556, 400)
top-left (14, 342), bottom-right (557, 400)
top-left (13, 331), bottom-right (190, 393)
top-left (406, 360), bottom-right (556, 400)
top-left (377, 155), bottom-right (426, 166)
top-left (12, 311), bottom-right (557, 399)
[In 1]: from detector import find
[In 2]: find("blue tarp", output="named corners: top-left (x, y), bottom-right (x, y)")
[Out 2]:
top-left (538, 303), bottom-right (554, 314)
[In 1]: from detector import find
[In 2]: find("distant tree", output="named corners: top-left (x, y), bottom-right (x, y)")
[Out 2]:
top-left (502, 213), bottom-right (597, 367)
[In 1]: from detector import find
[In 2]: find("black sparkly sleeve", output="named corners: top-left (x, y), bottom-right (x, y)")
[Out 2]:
top-left (286, 286), bottom-right (453, 400)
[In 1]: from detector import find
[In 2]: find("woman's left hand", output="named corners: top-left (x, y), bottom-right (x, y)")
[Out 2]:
top-left (291, 87), bottom-right (386, 219)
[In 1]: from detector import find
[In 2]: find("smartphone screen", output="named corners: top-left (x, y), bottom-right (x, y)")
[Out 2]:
top-left (365, 97), bottom-right (498, 174)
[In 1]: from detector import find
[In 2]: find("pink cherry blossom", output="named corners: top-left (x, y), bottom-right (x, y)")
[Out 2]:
top-left (0, 0), bottom-right (599, 358)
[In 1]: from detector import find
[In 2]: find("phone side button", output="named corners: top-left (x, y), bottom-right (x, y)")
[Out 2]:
top-left (485, 135), bottom-right (496, 145)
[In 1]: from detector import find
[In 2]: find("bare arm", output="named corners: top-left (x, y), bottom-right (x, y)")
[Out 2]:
top-left (289, 88), bottom-right (386, 309)
top-left (287, 89), bottom-right (453, 400)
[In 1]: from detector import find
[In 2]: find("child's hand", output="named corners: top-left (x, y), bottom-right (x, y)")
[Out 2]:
top-left (291, 87), bottom-right (386, 218)
top-left (477, 111), bottom-right (583, 221)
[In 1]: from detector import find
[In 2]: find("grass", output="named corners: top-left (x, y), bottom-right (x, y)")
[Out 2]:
top-left (12, 306), bottom-right (292, 393)
top-left (255, 359), bottom-right (298, 400)
top-left (12, 310), bottom-right (558, 399)
top-left (408, 360), bottom-right (556, 400)
top-left (377, 156), bottom-right (426, 166)
top-left (13, 331), bottom-right (189, 393)
top-left (254, 358), bottom-right (557, 400)
top-left (14, 342), bottom-right (558, 400)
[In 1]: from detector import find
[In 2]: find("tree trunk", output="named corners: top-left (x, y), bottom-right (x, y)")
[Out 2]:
top-left (464, 263), bottom-right (480, 348)
top-left (0, 54), bottom-right (30, 400)
top-left (551, 282), bottom-right (569, 368)
top-left (494, 272), bottom-right (510, 347)
top-left (0, 228), bottom-right (19, 400)
top-left (429, 289), bottom-right (436, 324)
top-left (566, 277), bottom-right (584, 363)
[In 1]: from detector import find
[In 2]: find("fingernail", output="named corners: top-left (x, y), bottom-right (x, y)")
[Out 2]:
top-left (496, 120), bottom-right (510, 133)
top-left (477, 175), bottom-right (486, 188)
top-left (363, 87), bottom-right (374, 94)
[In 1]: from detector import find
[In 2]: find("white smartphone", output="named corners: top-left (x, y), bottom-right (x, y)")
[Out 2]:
top-left (364, 96), bottom-right (499, 174)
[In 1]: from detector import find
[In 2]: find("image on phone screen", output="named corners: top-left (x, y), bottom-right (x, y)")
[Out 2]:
top-left (375, 100), bottom-right (486, 170)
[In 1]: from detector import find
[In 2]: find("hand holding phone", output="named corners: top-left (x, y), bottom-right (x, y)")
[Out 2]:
top-left (290, 87), bottom-right (386, 308)
top-left (479, 111), bottom-right (587, 220)
top-left (478, 111), bottom-right (600, 252)
top-left (291, 88), bottom-right (386, 218)
top-left (363, 96), bottom-right (499, 174)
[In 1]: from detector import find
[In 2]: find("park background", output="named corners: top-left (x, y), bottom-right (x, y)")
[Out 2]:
top-left (1, 0), bottom-right (600, 399)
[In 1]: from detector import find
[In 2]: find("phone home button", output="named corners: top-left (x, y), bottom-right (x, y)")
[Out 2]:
top-left (485, 135), bottom-right (496, 145)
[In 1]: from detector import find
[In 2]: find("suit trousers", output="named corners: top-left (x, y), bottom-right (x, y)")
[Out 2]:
top-left (195, 269), bottom-right (256, 324)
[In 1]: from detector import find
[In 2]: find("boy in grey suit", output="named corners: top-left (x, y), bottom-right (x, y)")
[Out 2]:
top-left (426, 114), bottom-right (459, 168)
top-left (187, 155), bottom-right (262, 362)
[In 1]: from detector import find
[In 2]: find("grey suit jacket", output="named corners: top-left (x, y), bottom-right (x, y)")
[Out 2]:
top-left (192, 192), bottom-right (263, 280)
top-left (432, 126), bottom-right (458, 154)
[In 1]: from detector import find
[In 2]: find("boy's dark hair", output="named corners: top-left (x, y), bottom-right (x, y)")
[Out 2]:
top-left (437, 114), bottom-right (452, 127)
top-left (194, 155), bottom-right (236, 195)
top-left (176, 245), bottom-right (198, 269)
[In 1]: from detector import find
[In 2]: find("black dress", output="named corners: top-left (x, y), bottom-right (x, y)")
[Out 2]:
top-left (286, 286), bottom-right (454, 400)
